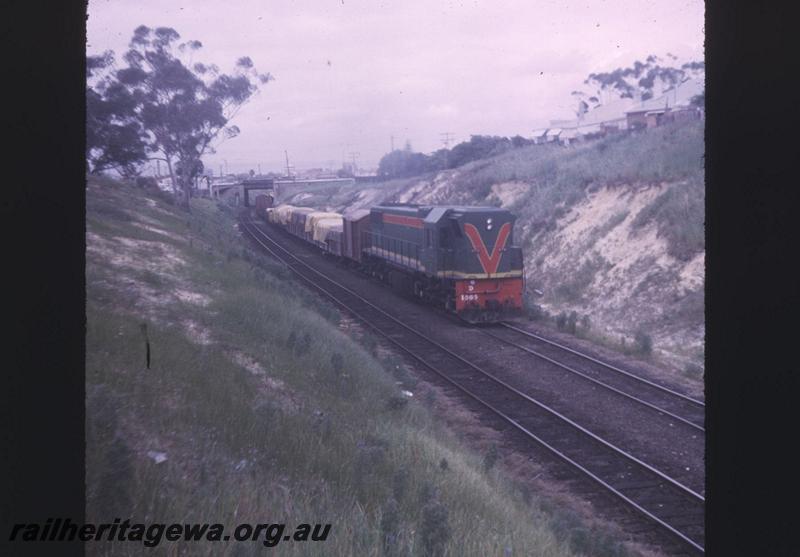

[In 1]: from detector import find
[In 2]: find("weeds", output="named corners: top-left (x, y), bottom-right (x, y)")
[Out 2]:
top-left (526, 303), bottom-right (547, 321)
top-left (683, 362), bottom-right (704, 379)
top-left (631, 174), bottom-right (704, 261)
top-left (482, 444), bottom-right (500, 472)
top-left (554, 255), bottom-right (606, 303)
top-left (633, 330), bottom-right (653, 356)
top-left (595, 210), bottom-right (629, 237)
top-left (380, 497), bottom-right (401, 557)
top-left (419, 499), bottom-right (450, 557)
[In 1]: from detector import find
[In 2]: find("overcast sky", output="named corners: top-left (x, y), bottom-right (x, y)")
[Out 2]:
top-left (87, 0), bottom-right (704, 174)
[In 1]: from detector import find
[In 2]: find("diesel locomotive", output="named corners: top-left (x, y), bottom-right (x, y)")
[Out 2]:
top-left (257, 197), bottom-right (524, 323)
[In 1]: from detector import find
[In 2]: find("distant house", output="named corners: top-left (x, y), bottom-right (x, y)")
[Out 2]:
top-left (559, 127), bottom-right (579, 146)
top-left (544, 128), bottom-right (562, 143)
top-left (670, 106), bottom-right (703, 124)
top-left (539, 96), bottom-right (638, 145)
top-left (625, 77), bottom-right (704, 130)
top-left (531, 128), bottom-right (549, 144)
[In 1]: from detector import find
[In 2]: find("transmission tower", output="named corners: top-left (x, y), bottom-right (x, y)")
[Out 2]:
top-left (348, 151), bottom-right (360, 173)
top-left (440, 132), bottom-right (455, 149)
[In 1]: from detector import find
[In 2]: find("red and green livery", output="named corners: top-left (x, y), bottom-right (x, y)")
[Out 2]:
top-left (362, 204), bottom-right (524, 323)
top-left (259, 202), bottom-right (525, 323)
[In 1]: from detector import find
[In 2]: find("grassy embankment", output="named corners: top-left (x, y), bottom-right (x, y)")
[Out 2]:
top-left (451, 120), bottom-right (704, 262)
top-left (86, 177), bottom-right (629, 556)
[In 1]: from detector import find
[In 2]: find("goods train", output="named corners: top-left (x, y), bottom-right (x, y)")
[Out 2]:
top-left (253, 195), bottom-right (524, 323)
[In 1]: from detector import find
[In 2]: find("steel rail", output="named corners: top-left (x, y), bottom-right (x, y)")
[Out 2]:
top-left (499, 322), bottom-right (705, 407)
top-left (239, 216), bottom-right (705, 553)
top-left (482, 328), bottom-right (705, 432)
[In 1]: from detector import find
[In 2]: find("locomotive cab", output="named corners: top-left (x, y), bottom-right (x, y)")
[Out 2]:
top-left (367, 204), bottom-right (525, 323)
top-left (427, 207), bottom-right (524, 322)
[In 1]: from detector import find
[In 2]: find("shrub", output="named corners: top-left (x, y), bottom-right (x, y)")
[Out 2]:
top-left (596, 210), bottom-right (629, 236)
top-left (483, 444), bottom-right (500, 472)
top-left (417, 481), bottom-right (437, 507)
top-left (392, 469), bottom-right (408, 502)
top-left (526, 303), bottom-right (546, 321)
top-left (550, 507), bottom-right (629, 557)
top-left (566, 311), bottom-right (578, 335)
top-left (631, 175), bottom-right (704, 261)
top-left (554, 256), bottom-right (605, 303)
top-left (633, 330), bottom-right (653, 355)
top-left (684, 362), bottom-right (704, 379)
top-left (380, 497), bottom-right (401, 557)
top-left (419, 500), bottom-right (450, 557)
top-left (86, 385), bottom-right (134, 520)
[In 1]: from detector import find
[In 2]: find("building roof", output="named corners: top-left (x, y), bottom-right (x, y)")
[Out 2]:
top-left (625, 77), bottom-right (704, 114)
top-left (581, 97), bottom-right (638, 125)
top-left (343, 208), bottom-right (371, 221)
top-left (547, 97), bottom-right (636, 135)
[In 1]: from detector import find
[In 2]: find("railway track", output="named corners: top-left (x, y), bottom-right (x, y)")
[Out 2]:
top-left (481, 324), bottom-right (706, 433)
top-left (240, 215), bottom-right (705, 554)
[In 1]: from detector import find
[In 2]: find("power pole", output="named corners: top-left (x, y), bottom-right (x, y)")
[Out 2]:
top-left (258, 163), bottom-right (261, 176)
top-left (348, 152), bottom-right (360, 174)
top-left (390, 135), bottom-right (395, 152)
top-left (285, 150), bottom-right (292, 179)
top-left (440, 132), bottom-right (455, 149)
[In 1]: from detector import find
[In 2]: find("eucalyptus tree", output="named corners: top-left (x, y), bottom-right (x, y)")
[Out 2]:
top-left (571, 55), bottom-right (704, 113)
top-left (87, 25), bottom-right (272, 207)
top-left (86, 51), bottom-right (148, 177)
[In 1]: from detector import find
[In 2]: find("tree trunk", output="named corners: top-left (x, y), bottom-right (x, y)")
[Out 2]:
top-left (165, 155), bottom-right (179, 203)
top-left (182, 180), bottom-right (191, 211)
top-left (175, 157), bottom-right (192, 212)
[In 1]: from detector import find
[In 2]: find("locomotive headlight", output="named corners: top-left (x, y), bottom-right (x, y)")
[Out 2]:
top-left (486, 218), bottom-right (493, 230)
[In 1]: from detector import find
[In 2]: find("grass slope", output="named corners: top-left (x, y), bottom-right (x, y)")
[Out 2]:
top-left (86, 177), bottom-right (628, 556)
